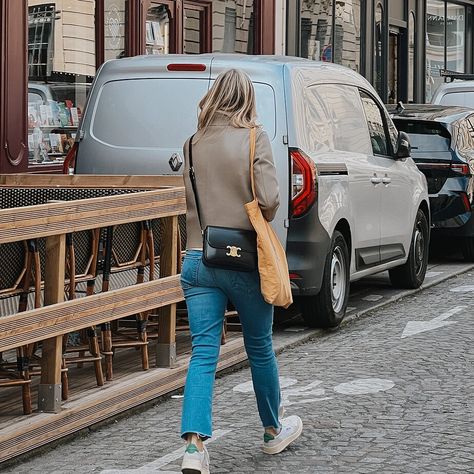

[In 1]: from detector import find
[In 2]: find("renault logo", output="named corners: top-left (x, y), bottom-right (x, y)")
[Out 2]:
top-left (169, 153), bottom-right (183, 172)
top-left (226, 246), bottom-right (242, 258)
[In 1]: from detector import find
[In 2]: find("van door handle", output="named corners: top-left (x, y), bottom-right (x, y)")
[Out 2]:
top-left (382, 177), bottom-right (392, 185)
top-left (370, 176), bottom-right (382, 185)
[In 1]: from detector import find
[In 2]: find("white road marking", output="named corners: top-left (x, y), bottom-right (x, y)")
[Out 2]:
top-left (362, 294), bottom-right (383, 302)
top-left (449, 285), bottom-right (474, 293)
top-left (401, 306), bottom-right (467, 338)
top-left (233, 377), bottom-right (297, 393)
top-left (425, 271), bottom-right (444, 278)
top-left (171, 395), bottom-right (184, 399)
top-left (283, 326), bottom-right (308, 333)
top-left (334, 378), bottom-right (394, 395)
top-left (100, 429), bottom-right (231, 474)
top-left (281, 380), bottom-right (331, 406)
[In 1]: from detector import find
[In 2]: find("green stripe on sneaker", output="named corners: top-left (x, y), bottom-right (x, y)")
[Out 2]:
top-left (185, 444), bottom-right (200, 454)
top-left (264, 433), bottom-right (275, 443)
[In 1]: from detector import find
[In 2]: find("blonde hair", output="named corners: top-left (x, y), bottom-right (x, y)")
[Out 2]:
top-left (198, 69), bottom-right (257, 130)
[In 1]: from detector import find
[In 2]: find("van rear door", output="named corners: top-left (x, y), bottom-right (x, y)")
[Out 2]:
top-left (209, 59), bottom-right (289, 245)
top-left (76, 59), bottom-right (212, 175)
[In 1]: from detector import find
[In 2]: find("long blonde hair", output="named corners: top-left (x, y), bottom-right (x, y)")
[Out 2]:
top-left (198, 69), bottom-right (257, 130)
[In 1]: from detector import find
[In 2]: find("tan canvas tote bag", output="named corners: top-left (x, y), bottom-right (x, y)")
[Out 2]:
top-left (244, 128), bottom-right (293, 309)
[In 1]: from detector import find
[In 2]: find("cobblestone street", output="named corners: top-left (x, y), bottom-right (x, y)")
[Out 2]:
top-left (5, 270), bottom-right (474, 474)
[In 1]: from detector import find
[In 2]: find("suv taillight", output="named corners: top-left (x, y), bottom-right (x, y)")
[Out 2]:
top-left (290, 148), bottom-right (317, 218)
top-left (451, 163), bottom-right (471, 175)
top-left (62, 142), bottom-right (78, 174)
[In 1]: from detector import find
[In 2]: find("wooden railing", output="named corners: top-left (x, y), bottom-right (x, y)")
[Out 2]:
top-left (0, 175), bottom-right (186, 413)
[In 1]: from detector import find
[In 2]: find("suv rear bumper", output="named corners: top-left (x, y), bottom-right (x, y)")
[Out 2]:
top-left (286, 205), bottom-right (330, 296)
top-left (432, 209), bottom-right (474, 237)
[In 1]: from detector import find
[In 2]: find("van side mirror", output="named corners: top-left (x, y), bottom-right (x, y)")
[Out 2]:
top-left (395, 131), bottom-right (411, 159)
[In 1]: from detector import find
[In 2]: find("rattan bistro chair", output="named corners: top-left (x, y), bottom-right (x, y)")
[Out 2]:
top-left (100, 221), bottom-right (155, 381)
top-left (0, 241), bottom-right (36, 415)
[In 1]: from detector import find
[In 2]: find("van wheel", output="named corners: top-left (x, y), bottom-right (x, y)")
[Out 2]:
top-left (301, 231), bottom-right (349, 328)
top-left (389, 209), bottom-right (429, 289)
top-left (461, 237), bottom-right (474, 262)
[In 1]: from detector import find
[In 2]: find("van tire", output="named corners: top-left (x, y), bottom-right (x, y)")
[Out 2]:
top-left (461, 237), bottom-right (474, 262)
top-left (389, 209), bottom-right (429, 289)
top-left (301, 231), bottom-right (349, 328)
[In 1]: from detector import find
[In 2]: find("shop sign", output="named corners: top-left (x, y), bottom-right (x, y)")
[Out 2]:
top-left (106, 4), bottom-right (121, 49)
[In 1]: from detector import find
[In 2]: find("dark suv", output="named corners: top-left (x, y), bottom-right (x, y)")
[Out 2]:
top-left (389, 104), bottom-right (474, 260)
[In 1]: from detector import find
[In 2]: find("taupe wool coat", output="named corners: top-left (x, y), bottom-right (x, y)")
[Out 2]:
top-left (183, 115), bottom-right (280, 250)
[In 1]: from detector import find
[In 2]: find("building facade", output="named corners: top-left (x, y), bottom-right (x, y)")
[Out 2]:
top-left (1, 0), bottom-right (474, 174)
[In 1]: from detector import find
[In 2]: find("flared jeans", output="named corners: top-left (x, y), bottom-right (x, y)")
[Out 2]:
top-left (180, 250), bottom-right (281, 439)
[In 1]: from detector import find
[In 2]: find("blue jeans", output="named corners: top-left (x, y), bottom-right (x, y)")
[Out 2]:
top-left (180, 250), bottom-right (281, 440)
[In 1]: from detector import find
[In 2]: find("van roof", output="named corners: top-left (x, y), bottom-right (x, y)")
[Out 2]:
top-left (388, 104), bottom-right (473, 123)
top-left (98, 53), bottom-right (373, 90)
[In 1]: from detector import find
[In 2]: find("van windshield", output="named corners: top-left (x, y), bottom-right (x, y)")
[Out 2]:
top-left (91, 78), bottom-right (276, 149)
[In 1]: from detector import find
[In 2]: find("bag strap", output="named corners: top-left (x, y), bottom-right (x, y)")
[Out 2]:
top-left (249, 127), bottom-right (257, 200)
top-left (188, 134), bottom-right (204, 232)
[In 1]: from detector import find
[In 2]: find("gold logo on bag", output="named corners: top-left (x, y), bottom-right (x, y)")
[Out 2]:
top-left (226, 246), bottom-right (242, 258)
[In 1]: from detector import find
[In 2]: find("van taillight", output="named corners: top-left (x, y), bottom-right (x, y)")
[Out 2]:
top-left (290, 148), bottom-right (317, 218)
top-left (62, 142), bottom-right (78, 174)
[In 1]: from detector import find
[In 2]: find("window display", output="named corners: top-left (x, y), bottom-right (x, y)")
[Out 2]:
top-left (27, 0), bottom-right (96, 165)
top-left (146, 3), bottom-right (171, 55)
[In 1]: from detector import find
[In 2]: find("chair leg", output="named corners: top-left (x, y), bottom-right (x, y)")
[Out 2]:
top-left (88, 327), bottom-right (104, 386)
top-left (101, 322), bottom-right (114, 381)
top-left (221, 319), bottom-right (228, 345)
top-left (137, 316), bottom-right (149, 371)
top-left (61, 358), bottom-right (69, 401)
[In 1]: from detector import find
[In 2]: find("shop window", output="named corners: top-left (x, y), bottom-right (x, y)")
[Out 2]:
top-left (373, 3), bottom-right (384, 98)
top-left (27, 0), bottom-right (96, 166)
top-left (104, 0), bottom-right (127, 60)
top-left (408, 12), bottom-right (415, 102)
top-left (334, 0), bottom-right (361, 72)
top-left (426, 0), bottom-right (446, 102)
top-left (146, 3), bottom-right (172, 55)
top-left (300, 0), bottom-right (334, 61)
top-left (446, 3), bottom-right (465, 74)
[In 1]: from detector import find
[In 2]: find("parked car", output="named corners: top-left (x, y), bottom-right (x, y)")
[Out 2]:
top-left (72, 54), bottom-right (430, 328)
top-left (389, 104), bottom-right (474, 260)
top-left (431, 80), bottom-right (474, 108)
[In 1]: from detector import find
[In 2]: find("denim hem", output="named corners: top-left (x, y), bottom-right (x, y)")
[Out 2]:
top-left (181, 430), bottom-right (211, 441)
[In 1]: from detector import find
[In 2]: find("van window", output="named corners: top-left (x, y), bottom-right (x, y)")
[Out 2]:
top-left (360, 91), bottom-right (390, 156)
top-left (91, 79), bottom-right (276, 149)
top-left (304, 84), bottom-right (371, 155)
top-left (439, 91), bottom-right (474, 108)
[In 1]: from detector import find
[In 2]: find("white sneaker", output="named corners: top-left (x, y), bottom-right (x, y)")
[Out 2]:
top-left (181, 443), bottom-right (210, 474)
top-left (262, 415), bottom-right (303, 455)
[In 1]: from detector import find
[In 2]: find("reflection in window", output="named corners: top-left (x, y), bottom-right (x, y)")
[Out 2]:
top-left (408, 12), bottom-right (415, 102)
top-left (212, 0), bottom-right (255, 54)
top-left (360, 92), bottom-right (389, 156)
top-left (426, 0), bottom-right (446, 102)
top-left (146, 3), bottom-right (171, 55)
top-left (446, 3), bottom-right (465, 74)
top-left (373, 4), bottom-right (384, 98)
top-left (300, 0), bottom-right (333, 61)
top-left (27, 0), bottom-right (95, 166)
top-left (334, 0), bottom-right (361, 71)
top-left (104, 0), bottom-right (127, 60)
top-left (184, 7), bottom-right (203, 54)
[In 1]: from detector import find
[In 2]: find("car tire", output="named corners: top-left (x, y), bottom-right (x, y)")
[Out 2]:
top-left (389, 209), bottom-right (429, 289)
top-left (461, 237), bottom-right (474, 262)
top-left (301, 231), bottom-right (350, 328)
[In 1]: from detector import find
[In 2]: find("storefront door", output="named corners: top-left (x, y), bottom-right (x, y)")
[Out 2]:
top-left (388, 31), bottom-right (400, 103)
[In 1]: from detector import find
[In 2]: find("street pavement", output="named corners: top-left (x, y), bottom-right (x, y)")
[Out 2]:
top-left (4, 265), bottom-right (473, 473)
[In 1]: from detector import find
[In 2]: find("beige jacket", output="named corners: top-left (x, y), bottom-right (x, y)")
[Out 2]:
top-left (183, 115), bottom-right (280, 249)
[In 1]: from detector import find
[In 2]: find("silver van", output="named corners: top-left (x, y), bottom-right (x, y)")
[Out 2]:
top-left (74, 54), bottom-right (429, 328)
top-left (431, 80), bottom-right (474, 108)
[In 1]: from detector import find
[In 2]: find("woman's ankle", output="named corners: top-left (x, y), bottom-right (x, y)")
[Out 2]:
top-left (186, 433), bottom-right (204, 450)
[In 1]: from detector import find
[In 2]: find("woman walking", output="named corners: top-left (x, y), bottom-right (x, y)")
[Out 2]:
top-left (180, 69), bottom-right (302, 474)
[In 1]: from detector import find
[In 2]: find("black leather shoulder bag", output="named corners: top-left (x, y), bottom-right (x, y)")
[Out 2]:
top-left (188, 134), bottom-right (257, 272)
